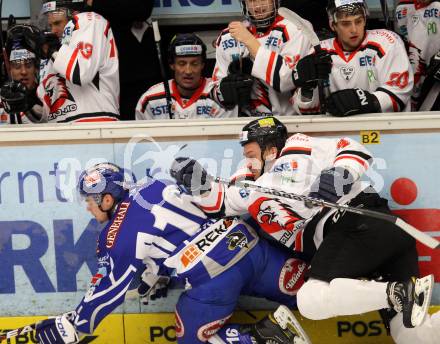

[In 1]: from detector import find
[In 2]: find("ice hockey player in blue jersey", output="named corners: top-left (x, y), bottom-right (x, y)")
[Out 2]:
top-left (34, 162), bottom-right (311, 344)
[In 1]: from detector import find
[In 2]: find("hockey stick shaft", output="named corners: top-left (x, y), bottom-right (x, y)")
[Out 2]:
top-left (0, 323), bottom-right (37, 342)
top-left (152, 21), bottom-right (173, 119)
top-left (379, 0), bottom-right (392, 30)
top-left (419, 82), bottom-right (440, 111)
top-left (214, 177), bottom-right (440, 249)
top-left (278, 7), bottom-right (327, 114)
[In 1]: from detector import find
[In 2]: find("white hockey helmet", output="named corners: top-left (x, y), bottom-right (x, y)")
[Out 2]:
top-left (326, 0), bottom-right (369, 25)
top-left (240, 0), bottom-right (280, 29)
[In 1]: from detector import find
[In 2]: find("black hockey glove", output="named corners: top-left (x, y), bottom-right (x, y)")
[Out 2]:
top-left (137, 272), bottom-right (170, 305)
top-left (219, 73), bottom-right (254, 110)
top-left (309, 167), bottom-right (355, 203)
top-left (228, 57), bottom-right (254, 75)
top-left (326, 88), bottom-right (381, 116)
top-left (427, 51), bottom-right (440, 82)
top-left (0, 81), bottom-right (29, 114)
top-left (293, 51), bottom-right (332, 89)
top-left (170, 157), bottom-right (212, 196)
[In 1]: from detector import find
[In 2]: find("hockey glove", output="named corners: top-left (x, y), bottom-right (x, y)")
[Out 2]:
top-left (309, 167), bottom-right (355, 203)
top-left (219, 73), bottom-right (254, 110)
top-left (35, 312), bottom-right (79, 344)
top-left (292, 51), bottom-right (332, 89)
top-left (0, 81), bottom-right (29, 114)
top-left (41, 31), bottom-right (61, 59)
top-left (228, 57), bottom-right (254, 75)
top-left (326, 88), bottom-right (381, 116)
top-left (427, 51), bottom-right (440, 82)
top-left (137, 272), bottom-right (170, 305)
top-left (170, 157), bottom-right (212, 196)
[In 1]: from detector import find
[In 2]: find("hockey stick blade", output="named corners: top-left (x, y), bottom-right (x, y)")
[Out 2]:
top-left (278, 7), bottom-right (327, 114)
top-left (215, 177), bottom-right (440, 250)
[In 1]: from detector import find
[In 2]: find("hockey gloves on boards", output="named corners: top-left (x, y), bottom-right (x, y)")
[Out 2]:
top-left (35, 312), bottom-right (79, 344)
top-left (0, 81), bottom-right (29, 114)
top-left (326, 88), bottom-right (381, 116)
top-left (170, 157), bottom-right (212, 196)
top-left (137, 272), bottom-right (170, 305)
top-left (218, 57), bottom-right (254, 110)
top-left (293, 51), bottom-right (332, 90)
top-left (309, 167), bottom-right (355, 203)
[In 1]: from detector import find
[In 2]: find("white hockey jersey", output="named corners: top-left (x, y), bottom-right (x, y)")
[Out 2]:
top-left (212, 15), bottom-right (313, 117)
top-left (292, 30), bottom-right (413, 114)
top-left (37, 12), bottom-right (119, 123)
top-left (192, 133), bottom-right (372, 254)
top-left (135, 77), bottom-right (236, 119)
top-left (395, 0), bottom-right (440, 103)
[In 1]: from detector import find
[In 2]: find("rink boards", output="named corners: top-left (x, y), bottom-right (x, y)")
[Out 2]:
top-left (1, 307), bottom-right (439, 344)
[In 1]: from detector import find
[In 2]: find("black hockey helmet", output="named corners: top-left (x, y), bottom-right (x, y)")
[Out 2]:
top-left (240, 116), bottom-right (288, 154)
top-left (326, 0), bottom-right (369, 24)
top-left (240, 0), bottom-right (280, 29)
top-left (168, 33), bottom-right (207, 64)
top-left (6, 24), bottom-right (42, 61)
top-left (41, 0), bottom-right (85, 16)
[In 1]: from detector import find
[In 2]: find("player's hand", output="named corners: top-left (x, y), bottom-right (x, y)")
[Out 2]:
top-left (309, 167), bottom-right (355, 203)
top-left (326, 88), bottom-right (381, 116)
top-left (170, 157), bottom-right (212, 196)
top-left (293, 51), bottom-right (332, 89)
top-left (35, 312), bottom-right (79, 344)
top-left (427, 51), bottom-right (440, 82)
top-left (0, 81), bottom-right (29, 114)
top-left (219, 73), bottom-right (254, 109)
top-left (137, 272), bottom-right (170, 305)
top-left (228, 21), bottom-right (254, 46)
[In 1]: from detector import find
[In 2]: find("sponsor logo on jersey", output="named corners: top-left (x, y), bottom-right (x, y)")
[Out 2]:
top-left (265, 36), bottom-right (281, 48)
top-left (424, 8), bottom-right (439, 18)
top-left (106, 202), bottom-right (130, 248)
top-left (337, 138), bottom-right (351, 149)
top-left (279, 258), bottom-right (307, 295)
top-left (359, 55), bottom-right (375, 67)
top-left (151, 105), bottom-right (170, 116)
top-left (226, 230), bottom-right (248, 250)
top-left (222, 38), bottom-right (239, 50)
top-left (396, 8), bottom-right (407, 20)
top-left (273, 160), bottom-right (298, 173)
top-left (412, 15), bottom-right (420, 26)
top-left (239, 187), bottom-right (250, 199)
top-left (197, 315), bottom-right (232, 341)
top-left (175, 310), bottom-right (184, 338)
top-left (196, 105), bottom-right (214, 116)
top-left (279, 229), bottom-right (294, 245)
top-left (340, 66), bottom-right (355, 80)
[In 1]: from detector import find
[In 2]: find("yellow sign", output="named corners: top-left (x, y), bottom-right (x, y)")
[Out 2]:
top-left (360, 130), bottom-right (380, 144)
top-left (2, 307), bottom-right (440, 343)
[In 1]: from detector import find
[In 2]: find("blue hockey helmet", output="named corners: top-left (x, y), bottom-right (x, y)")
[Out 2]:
top-left (78, 162), bottom-right (129, 206)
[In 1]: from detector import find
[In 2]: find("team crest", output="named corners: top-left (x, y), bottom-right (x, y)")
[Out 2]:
top-left (226, 231), bottom-right (248, 250)
top-left (411, 15), bottom-right (420, 26)
top-left (42, 73), bottom-right (76, 116)
top-left (340, 66), bottom-right (355, 81)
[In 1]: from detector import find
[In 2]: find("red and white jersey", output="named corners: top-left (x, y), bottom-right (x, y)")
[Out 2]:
top-left (293, 29), bottom-right (413, 114)
top-left (395, 0), bottom-right (440, 102)
top-left (193, 134), bottom-right (372, 254)
top-left (37, 12), bottom-right (119, 123)
top-left (212, 16), bottom-right (313, 117)
top-left (135, 78), bottom-right (236, 119)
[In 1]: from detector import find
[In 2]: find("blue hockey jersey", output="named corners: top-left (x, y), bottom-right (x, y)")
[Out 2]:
top-left (73, 179), bottom-right (258, 334)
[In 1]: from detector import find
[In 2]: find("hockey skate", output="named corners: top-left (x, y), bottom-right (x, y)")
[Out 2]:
top-left (387, 274), bottom-right (434, 328)
top-left (241, 305), bottom-right (311, 344)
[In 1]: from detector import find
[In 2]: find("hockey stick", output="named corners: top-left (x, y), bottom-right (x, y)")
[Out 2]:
top-left (278, 7), bottom-right (327, 114)
top-left (152, 21), bottom-right (174, 119)
top-left (214, 177), bottom-right (440, 250)
top-left (0, 323), bottom-right (37, 342)
top-left (379, 0), bottom-right (392, 31)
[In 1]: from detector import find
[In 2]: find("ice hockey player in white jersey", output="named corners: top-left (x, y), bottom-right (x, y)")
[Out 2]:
top-left (37, 0), bottom-right (119, 123)
top-left (211, 0), bottom-right (313, 116)
top-left (135, 33), bottom-right (235, 120)
top-left (252, 0), bottom-right (413, 115)
top-left (395, 0), bottom-right (440, 110)
top-left (0, 25), bottom-right (44, 124)
top-left (172, 116), bottom-right (438, 343)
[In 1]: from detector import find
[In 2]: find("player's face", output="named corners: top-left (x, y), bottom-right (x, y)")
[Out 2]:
top-left (332, 14), bottom-right (366, 51)
top-left (171, 56), bottom-right (205, 94)
top-left (243, 142), bottom-right (277, 179)
top-left (246, 0), bottom-right (275, 20)
top-left (47, 11), bottom-right (69, 38)
top-left (10, 60), bottom-right (37, 89)
top-left (85, 196), bottom-right (112, 223)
